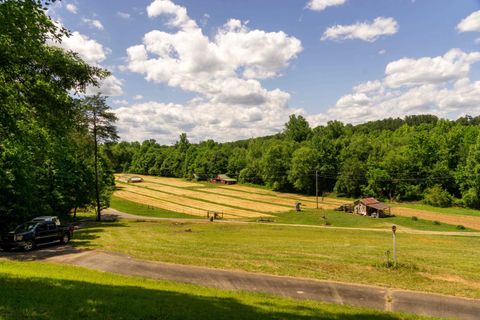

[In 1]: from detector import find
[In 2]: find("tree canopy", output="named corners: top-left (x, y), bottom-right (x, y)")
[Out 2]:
top-left (0, 0), bottom-right (116, 227)
top-left (104, 114), bottom-right (480, 209)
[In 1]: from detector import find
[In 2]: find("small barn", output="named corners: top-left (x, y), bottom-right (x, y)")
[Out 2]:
top-left (128, 176), bottom-right (144, 183)
top-left (118, 175), bottom-right (144, 183)
top-left (211, 174), bottom-right (237, 185)
top-left (353, 197), bottom-right (391, 218)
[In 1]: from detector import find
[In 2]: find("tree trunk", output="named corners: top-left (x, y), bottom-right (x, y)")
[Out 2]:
top-left (94, 114), bottom-right (101, 222)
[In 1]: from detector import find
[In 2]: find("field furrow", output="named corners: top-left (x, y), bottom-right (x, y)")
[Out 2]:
top-left (114, 191), bottom-right (207, 217)
top-left (117, 184), bottom-right (271, 218)
top-left (127, 181), bottom-right (288, 213)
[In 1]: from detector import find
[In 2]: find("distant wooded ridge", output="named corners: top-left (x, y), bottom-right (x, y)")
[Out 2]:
top-left (102, 114), bottom-right (480, 209)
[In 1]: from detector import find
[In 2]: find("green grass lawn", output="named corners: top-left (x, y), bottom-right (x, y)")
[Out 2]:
top-left (110, 196), bottom-right (198, 219)
top-left (0, 260), bottom-right (429, 320)
top-left (72, 220), bottom-right (480, 299)
top-left (267, 209), bottom-right (472, 232)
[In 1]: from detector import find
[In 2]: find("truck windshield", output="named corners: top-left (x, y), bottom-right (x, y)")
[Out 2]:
top-left (15, 222), bottom-right (38, 233)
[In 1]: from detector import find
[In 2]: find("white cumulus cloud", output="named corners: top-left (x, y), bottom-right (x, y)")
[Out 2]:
top-left (48, 22), bottom-right (123, 96)
top-left (66, 4), bottom-right (77, 14)
top-left (384, 49), bottom-right (480, 88)
top-left (309, 49), bottom-right (480, 126)
top-left (321, 17), bottom-right (398, 42)
top-left (457, 10), bottom-right (480, 33)
top-left (120, 0), bottom-right (303, 142)
top-left (49, 30), bottom-right (108, 65)
top-left (82, 18), bottom-right (104, 30)
top-left (306, 0), bottom-right (346, 11)
top-left (87, 75), bottom-right (124, 97)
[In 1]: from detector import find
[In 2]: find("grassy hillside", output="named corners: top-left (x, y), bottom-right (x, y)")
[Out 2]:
top-left (0, 260), bottom-right (428, 320)
top-left (72, 220), bottom-right (480, 299)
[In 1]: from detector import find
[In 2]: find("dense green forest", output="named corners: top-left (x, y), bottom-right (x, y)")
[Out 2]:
top-left (104, 114), bottom-right (480, 209)
top-left (0, 0), bottom-right (117, 227)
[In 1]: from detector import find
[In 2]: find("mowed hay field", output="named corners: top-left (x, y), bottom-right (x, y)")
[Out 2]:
top-left (114, 174), bottom-right (338, 219)
top-left (391, 207), bottom-right (480, 230)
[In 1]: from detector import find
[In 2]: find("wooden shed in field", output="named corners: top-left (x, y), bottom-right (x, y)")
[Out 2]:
top-left (211, 174), bottom-right (237, 185)
top-left (118, 175), bottom-right (144, 183)
top-left (353, 197), bottom-right (391, 218)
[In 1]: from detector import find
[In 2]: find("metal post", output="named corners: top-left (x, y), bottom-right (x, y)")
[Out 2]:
top-left (392, 225), bottom-right (397, 267)
top-left (316, 170), bottom-right (319, 209)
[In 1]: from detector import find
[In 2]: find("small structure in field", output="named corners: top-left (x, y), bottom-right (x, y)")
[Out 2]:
top-left (335, 203), bottom-right (353, 213)
top-left (211, 174), bottom-right (237, 185)
top-left (353, 197), bottom-right (391, 218)
top-left (193, 173), bottom-right (208, 181)
top-left (118, 175), bottom-right (144, 183)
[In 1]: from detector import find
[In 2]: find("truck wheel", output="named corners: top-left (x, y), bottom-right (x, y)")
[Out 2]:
top-left (61, 234), bottom-right (70, 244)
top-left (23, 240), bottom-right (34, 252)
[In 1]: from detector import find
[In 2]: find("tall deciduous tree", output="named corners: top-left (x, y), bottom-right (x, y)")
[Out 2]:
top-left (0, 0), bottom-right (108, 227)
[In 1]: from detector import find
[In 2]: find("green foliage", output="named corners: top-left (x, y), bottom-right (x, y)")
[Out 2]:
top-left (283, 114), bottom-right (311, 142)
top-left (106, 113), bottom-right (480, 209)
top-left (288, 147), bottom-right (318, 194)
top-left (0, 0), bottom-right (115, 226)
top-left (423, 185), bottom-right (453, 208)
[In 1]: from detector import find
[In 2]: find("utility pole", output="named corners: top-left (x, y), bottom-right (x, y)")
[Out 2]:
top-left (392, 225), bottom-right (397, 267)
top-left (316, 170), bottom-right (319, 209)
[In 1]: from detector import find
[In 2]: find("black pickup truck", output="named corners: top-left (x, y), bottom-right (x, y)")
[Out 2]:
top-left (1, 217), bottom-right (73, 251)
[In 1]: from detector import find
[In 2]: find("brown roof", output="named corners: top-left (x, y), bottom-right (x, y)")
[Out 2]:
top-left (367, 203), bottom-right (390, 211)
top-left (360, 197), bottom-right (380, 205)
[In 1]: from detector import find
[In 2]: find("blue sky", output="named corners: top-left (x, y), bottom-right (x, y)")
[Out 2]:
top-left (50, 0), bottom-right (480, 143)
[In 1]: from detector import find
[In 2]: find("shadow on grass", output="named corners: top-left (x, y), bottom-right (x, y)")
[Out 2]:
top-left (0, 276), bottom-right (405, 320)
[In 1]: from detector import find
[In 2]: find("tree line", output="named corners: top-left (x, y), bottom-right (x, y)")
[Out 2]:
top-left (0, 0), bottom-right (117, 227)
top-left (104, 114), bottom-right (480, 209)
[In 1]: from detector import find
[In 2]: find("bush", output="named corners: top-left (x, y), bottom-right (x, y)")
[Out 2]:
top-left (461, 188), bottom-right (480, 209)
top-left (433, 220), bottom-right (441, 225)
top-left (423, 185), bottom-right (453, 208)
top-left (456, 225), bottom-right (466, 230)
top-left (411, 216), bottom-right (418, 221)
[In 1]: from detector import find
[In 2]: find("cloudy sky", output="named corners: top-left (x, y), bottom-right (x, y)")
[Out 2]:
top-left (49, 0), bottom-right (480, 143)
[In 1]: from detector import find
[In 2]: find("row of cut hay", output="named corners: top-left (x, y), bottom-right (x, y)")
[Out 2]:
top-left (134, 181), bottom-right (288, 213)
top-left (218, 184), bottom-right (347, 207)
top-left (197, 187), bottom-right (315, 208)
top-left (114, 191), bottom-right (206, 216)
top-left (118, 184), bottom-right (271, 218)
top-left (116, 174), bottom-right (345, 210)
top-left (117, 174), bottom-right (201, 188)
top-left (392, 207), bottom-right (480, 230)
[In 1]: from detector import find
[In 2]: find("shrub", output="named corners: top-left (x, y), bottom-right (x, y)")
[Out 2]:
top-left (411, 216), bottom-right (418, 221)
top-left (433, 220), bottom-right (441, 225)
top-left (462, 188), bottom-right (480, 209)
top-left (456, 225), bottom-right (466, 230)
top-left (423, 185), bottom-right (453, 208)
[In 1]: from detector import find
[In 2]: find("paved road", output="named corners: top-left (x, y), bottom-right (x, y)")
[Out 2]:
top-left (1, 246), bottom-right (479, 320)
top-left (104, 208), bottom-right (480, 237)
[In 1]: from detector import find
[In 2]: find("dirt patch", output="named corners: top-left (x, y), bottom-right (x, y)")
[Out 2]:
top-left (419, 272), bottom-right (480, 290)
